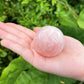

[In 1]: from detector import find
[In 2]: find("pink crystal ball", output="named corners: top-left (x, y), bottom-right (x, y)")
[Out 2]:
top-left (32, 26), bottom-right (64, 57)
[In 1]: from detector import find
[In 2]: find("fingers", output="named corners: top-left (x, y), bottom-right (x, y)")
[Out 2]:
top-left (0, 29), bottom-right (30, 48)
top-left (6, 23), bottom-right (35, 40)
top-left (33, 27), bottom-right (41, 32)
top-left (0, 22), bottom-right (31, 42)
top-left (1, 39), bottom-right (34, 64)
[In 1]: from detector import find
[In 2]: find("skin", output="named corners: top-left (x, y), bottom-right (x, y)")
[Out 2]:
top-left (0, 22), bottom-right (84, 81)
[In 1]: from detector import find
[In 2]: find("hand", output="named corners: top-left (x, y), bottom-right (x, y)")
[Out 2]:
top-left (0, 22), bottom-right (84, 81)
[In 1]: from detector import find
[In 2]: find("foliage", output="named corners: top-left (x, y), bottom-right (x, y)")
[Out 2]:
top-left (0, 0), bottom-right (7, 22)
top-left (0, 0), bottom-right (84, 84)
top-left (0, 56), bottom-right (75, 84)
top-left (77, 9), bottom-right (84, 29)
top-left (0, 0), bottom-right (4, 16)
top-left (48, 74), bottom-right (76, 84)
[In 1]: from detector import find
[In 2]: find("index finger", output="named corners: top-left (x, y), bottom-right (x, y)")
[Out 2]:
top-left (6, 23), bottom-right (35, 40)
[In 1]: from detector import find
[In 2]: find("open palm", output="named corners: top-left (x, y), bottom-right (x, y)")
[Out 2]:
top-left (0, 22), bottom-right (84, 81)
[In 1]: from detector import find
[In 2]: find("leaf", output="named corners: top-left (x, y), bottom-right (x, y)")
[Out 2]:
top-left (47, 74), bottom-right (76, 84)
top-left (56, 3), bottom-right (78, 28)
top-left (52, 0), bottom-right (56, 6)
top-left (21, 0), bottom-right (31, 5)
top-left (77, 9), bottom-right (84, 29)
top-left (14, 69), bottom-right (48, 84)
top-left (0, 56), bottom-right (48, 84)
top-left (41, 2), bottom-right (44, 8)
top-left (0, 16), bottom-right (7, 22)
top-left (0, 49), bottom-right (7, 57)
top-left (58, 11), bottom-right (78, 28)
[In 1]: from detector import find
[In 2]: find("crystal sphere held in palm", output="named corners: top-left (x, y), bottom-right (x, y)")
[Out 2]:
top-left (32, 26), bottom-right (64, 57)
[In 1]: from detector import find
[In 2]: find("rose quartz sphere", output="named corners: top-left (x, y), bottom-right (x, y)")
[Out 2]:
top-left (32, 26), bottom-right (64, 57)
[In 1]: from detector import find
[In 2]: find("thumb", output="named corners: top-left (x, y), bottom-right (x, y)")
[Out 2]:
top-left (33, 27), bottom-right (41, 32)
